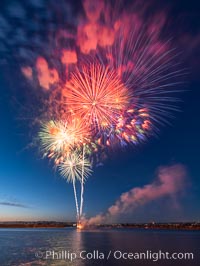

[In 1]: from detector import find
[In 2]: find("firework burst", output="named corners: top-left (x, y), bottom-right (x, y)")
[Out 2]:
top-left (65, 63), bottom-right (129, 131)
top-left (59, 151), bottom-right (92, 183)
top-left (17, 0), bottom-right (185, 226)
top-left (94, 106), bottom-right (151, 147)
top-left (38, 118), bottom-right (91, 162)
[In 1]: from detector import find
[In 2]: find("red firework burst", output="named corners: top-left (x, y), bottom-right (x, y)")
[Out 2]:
top-left (64, 63), bottom-right (130, 131)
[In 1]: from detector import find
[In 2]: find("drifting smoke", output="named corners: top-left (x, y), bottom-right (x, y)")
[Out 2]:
top-left (85, 164), bottom-right (187, 225)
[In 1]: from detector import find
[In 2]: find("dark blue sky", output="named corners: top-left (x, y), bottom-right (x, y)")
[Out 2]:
top-left (0, 0), bottom-right (200, 222)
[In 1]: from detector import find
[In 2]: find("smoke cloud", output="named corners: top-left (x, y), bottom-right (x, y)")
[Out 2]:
top-left (84, 164), bottom-right (187, 225)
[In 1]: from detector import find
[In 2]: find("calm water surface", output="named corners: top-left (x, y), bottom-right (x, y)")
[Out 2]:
top-left (0, 228), bottom-right (199, 266)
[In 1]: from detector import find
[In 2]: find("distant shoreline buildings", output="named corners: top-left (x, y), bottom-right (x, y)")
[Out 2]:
top-left (0, 221), bottom-right (199, 230)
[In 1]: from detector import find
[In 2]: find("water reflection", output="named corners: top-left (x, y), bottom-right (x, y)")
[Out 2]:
top-left (0, 228), bottom-right (199, 266)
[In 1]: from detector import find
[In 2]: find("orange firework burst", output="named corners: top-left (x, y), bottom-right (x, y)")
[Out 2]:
top-left (64, 63), bottom-right (129, 131)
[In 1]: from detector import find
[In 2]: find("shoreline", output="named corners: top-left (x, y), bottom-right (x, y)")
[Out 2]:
top-left (0, 222), bottom-right (199, 230)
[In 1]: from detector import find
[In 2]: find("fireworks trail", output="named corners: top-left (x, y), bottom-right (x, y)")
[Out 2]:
top-left (80, 144), bottom-right (86, 219)
top-left (72, 177), bottom-right (79, 221)
top-left (59, 150), bottom-right (92, 221)
top-left (38, 119), bottom-right (92, 221)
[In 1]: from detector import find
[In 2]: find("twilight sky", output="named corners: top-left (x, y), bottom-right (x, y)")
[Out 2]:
top-left (0, 0), bottom-right (200, 222)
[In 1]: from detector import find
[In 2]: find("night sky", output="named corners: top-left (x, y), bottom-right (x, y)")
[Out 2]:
top-left (0, 0), bottom-right (200, 222)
